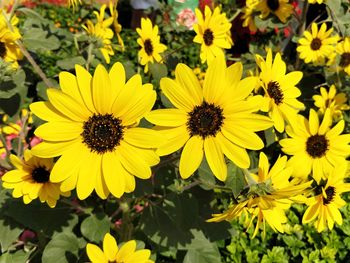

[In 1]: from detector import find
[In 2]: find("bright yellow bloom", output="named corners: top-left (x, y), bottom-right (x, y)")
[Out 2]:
top-left (83, 20), bottom-right (114, 64)
top-left (242, 0), bottom-right (259, 32)
top-left (1, 150), bottom-right (70, 207)
top-left (86, 233), bottom-right (153, 263)
top-left (30, 63), bottom-right (162, 200)
top-left (67, 0), bottom-right (81, 9)
top-left (280, 109), bottom-right (350, 182)
top-left (0, 11), bottom-right (22, 68)
top-left (336, 37), bottom-right (350, 75)
top-left (302, 164), bottom-right (350, 232)
top-left (256, 0), bottom-right (293, 23)
top-left (256, 49), bottom-right (304, 132)
top-left (313, 85), bottom-right (350, 120)
top-left (146, 56), bottom-right (272, 181)
top-left (297, 23), bottom-right (338, 65)
top-left (308, 0), bottom-right (325, 4)
top-left (208, 152), bottom-right (311, 238)
top-left (193, 6), bottom-right (232, 65)
top-left (136, 18), bottom-right (167, 73)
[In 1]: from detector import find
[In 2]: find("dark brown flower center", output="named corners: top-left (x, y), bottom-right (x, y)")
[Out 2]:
top-left (82, 114), bottom-right (124, 154)
top-left (267, 81), bottom-right (284, 105)
top-left (267, 0), bottom-right (280, 11)
top-left (203, 29), bottom-right (214, 46)
top-left (323, 186), bottom-right (336, 205)
top-left (340, 52), bottom-right (350, 67)
top-left (32, 167), bottom-right (50, 183)
top-left (306, 134), bottom-right (329, 158)
top-left (187, 101), bottom-right (224, 138)
top-left (144, 39), bottom-right (153, 56)
top-left (0, 42), bottom-right (6, 58)
top-left (310, 38), bottom-right (322, 50)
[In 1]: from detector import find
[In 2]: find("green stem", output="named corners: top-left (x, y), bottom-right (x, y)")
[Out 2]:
top-left (85, 42), bottom-right (94, 71)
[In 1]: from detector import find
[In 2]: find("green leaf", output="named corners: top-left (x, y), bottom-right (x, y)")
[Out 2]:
top-left (41, 233), bottom-right (83, 263)
top-left (80, 214), bottom-right (110, 243)
top-left (22, 28), bottom-right (60, 52)
top-left (56, 56), bottom-right (86, 70)
top-left (0, 216), bottom-right (22, 253)
top-left (0, 250), bottom-right (31, 263)
top-left (149, 63), bottom-right (168, 81)
top-left (225, 162), bottom-right (246, 197)
top-left (183, 230), bottom-right (221, 263)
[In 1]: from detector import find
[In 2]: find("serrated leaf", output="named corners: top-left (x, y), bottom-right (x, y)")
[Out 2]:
top-left (80, 214), bottom-right (110, 243)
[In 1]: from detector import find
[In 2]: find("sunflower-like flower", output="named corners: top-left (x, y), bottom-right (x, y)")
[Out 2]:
top-left (255, 49), bottom-right (304, 132)
top-left (145, 56), bottom-right (272, 181)
top-left (256, 0), bottom-right (293, 23)
top-left (242, 0), bottom-right (259, 32)
top-left (1, 150), bottom-right (70, 207)
top-left (302, 164), bottom-right (350, 232)
top-left (297, 23), bottom-right (338, 65)
top-left (193, 6), bottom-right (233, 65)
top-left (208, 152), bottom-right (311, 238)
top-left (136, 18), bottom-right (167, 73)
top-left (0, 12), bottom-right (22, 68)
top-left (30, 63), bottom-right (162, 200)
top-left (280, 109), bottom-right (350, 182)
top-left (313, 85), bottom-right (350, 120)
top-left (336, 37), bottom-right (350, 75)
top-left (86, 233), bottom-right (154, 263)
top-left (83, 20), bottom-right (114, 64)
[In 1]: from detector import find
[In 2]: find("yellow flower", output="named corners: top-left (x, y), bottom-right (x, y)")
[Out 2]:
top-left (145, 56), bottom-right (272, 181)
top-left (109, 0), bottom-right (124, 51)
top-left (29, 63), bottom-right (162, 200)
top-left (0, 12), bottom-right (22, 68)
top-left (1, 149), bottom-right (70, 207)
top-left (67, 0), bottom-right (81, 9)
top-left (86, 233), bottom-right (153, 263)
top-left (313, 85), bottom-right (350, 120)
top-left (136, 18), bottom-right (167, 73)
top-left (193, 6), bottom-right (233, 65)
top-left (336, 37), bottom-right (350, 75)
top-left (256, 0), bottom-right (293, 23)
top-left (280, 109), bottom-right (350, 182)
top-left (308, 0), bottom-right (325, 4)
top-left (297, 23), bottom-right (338, 65)
top-left (83, 20), bottom-right (114, 64)
top-left (256, 49), bottom-right (304, 132)
top-left (302, 163), bottom-right (350, 232)
top-left (208, 152), bottom-right (311, 238)
top-left (242, 0), bottom-right (259, 32)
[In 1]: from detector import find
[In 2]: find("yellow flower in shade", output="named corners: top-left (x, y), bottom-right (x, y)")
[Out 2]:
top-left (280, 109), bottom-right (350, 182)
top-left (255, 49), bottom-right (304, 132)
top-left (193, 6), bottom-right (233, 65)
top-left (302, 163), bottom-right (350, 232)
top-left (242, 0), bottom-right (259, 32)
top-left (208, 152), bottom-right (311, 238)
top-left (29, 63), bottom-right (162, 200)
top-left (0, 12), bottom-right (22, 68)
top-left (109, 0), bottom-right (124, 51)
top-left (1, 150), bottom-right (70, 207)
top-left (313, 85), bottom-right (350, 120)
top-left (86, 233), bottom-right (154, 263)
top-left (336, 37), bottom-right (350, 75)
top-left (136, 18), bottom-right (167, 73)
top-left (83, 20), bottom-right (114, 64)
top-left (145, 56), bottom-right (272, 181)
top-left (297, 23), bottom-right (338, 65)
top-left (256, 0), bottom-right (293, 23)
top-left (308, 0), bottom-right (325, 4)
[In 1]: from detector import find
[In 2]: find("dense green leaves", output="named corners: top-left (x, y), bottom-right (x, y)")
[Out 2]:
top-left (80, 214), bottom-right (110, 243)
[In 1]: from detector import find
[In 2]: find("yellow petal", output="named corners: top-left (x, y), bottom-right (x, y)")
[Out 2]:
top-left (30, 102), bottom-right (69, 122)
top-left (86, 244), bottom-right (107, 263)
top-left (123, 128), bottom-right (163, 148)
top-left (179, 136), bottom-right (204, 179)
top-left (145, 109), bottom-right (188, 127)
top-left (34, 122), bottom-right (82, 141)
top-left (92, 64), bottom-right (114, 114)
top-left (103, 233), bottom-right (118, 262)
top-left (204, 136), bottom-right (227, 181)
top-left (103, 152), bottom-right (125, 198)
top-left (75, 64), bottom-right (96, 112)
top-left (116, 241), bottom-right (136, 262)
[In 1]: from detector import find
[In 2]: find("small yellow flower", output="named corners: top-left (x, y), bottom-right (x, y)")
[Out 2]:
top-left (336, 37), bottom-right (350, 75)
top-left (1, 150), bottom-right (70, 207)
top-left (297, 23), bottom-right (338, 65)
top-left (302, 163), bottom-right (350, 232)
top-left (193, 6), bottom-right (233, 64)
top-left (108, 0), bottom-right (124, 51)
top-left (308, 0), bottom-right (325, 4)
top-left (136, 18), bottom-right (167, 73)
top-left (86, 233), bottom-right (154, 263)
top-left (208, 152), bottom-right (311, 238)
top-left (313, 85), bottom-right (350, 120)
top-left (67, 0), bottom-right (82, 9)
top-left (242, 0), bottom-right (259, 32)
top-left (0, 11), bottom-right (22, 68)
top-left (256, 0), bottom-right (293, 23)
